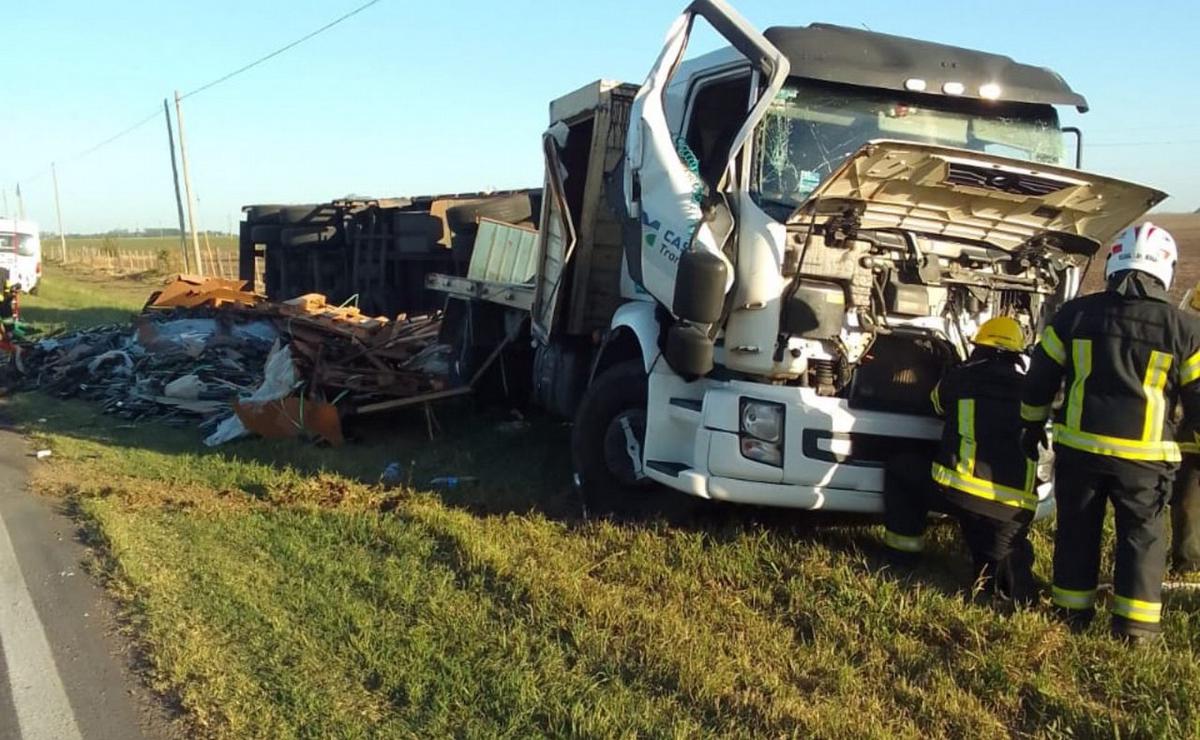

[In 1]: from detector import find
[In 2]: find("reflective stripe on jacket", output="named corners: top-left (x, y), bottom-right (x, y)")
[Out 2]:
top-left (931, 350), bottom-right (1037, 512)
top-left (1022, 273), bottom-right (1200, 465)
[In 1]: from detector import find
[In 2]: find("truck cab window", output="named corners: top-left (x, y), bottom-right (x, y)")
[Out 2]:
top-left (683, 73), bottom-right (753, 189)
top-left (753, 79), bottom-right (1067, 214)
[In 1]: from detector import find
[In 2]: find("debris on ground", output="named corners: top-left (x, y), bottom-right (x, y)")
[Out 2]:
top-left (10, 275), bottom-right (447, 445)
top-left (147, 275), bottom-right (263, 310)
top-left (379, 462), bottom-right (406, 489)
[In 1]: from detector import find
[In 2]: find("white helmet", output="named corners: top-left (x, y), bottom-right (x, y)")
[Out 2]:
top-left (1105, 222), bottom-right (1178, 289)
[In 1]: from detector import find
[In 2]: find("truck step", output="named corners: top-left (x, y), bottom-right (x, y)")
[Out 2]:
top-left (667, 397), bottom-right (703, 422)
top-left (646, 460), bottom-right (690, 477)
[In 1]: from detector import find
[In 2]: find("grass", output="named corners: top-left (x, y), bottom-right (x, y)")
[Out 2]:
top-left (8, 265), bottom-right (1200, 738)
top-left (20, 266), bottom-right (153, 334)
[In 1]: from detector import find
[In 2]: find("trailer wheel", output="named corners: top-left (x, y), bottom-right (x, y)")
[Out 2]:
top-left (245, 205), bottom-right (285, 224)
top-left (445, 193), bottom-right (534, 233)
top-left (280, 226), bottom-right (337, 248)
top-left (250, 225), bottom-right (281, 245)
top-left (572, 360), bottom-right (653, 515)
top-left (279, 205), bottom-right (336, 226)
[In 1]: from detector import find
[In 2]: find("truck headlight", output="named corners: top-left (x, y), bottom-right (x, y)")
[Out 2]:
top-left (740, 399), bottom-right (784, 467)
top-left (740, 399), bottom-right (783, 443)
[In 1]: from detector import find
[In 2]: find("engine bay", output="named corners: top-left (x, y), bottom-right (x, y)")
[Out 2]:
top-left (774, 216), bottom-right (1085, 411)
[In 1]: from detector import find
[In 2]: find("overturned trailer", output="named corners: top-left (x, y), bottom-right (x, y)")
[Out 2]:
top-left (238, 190), bottom-right (541, 317)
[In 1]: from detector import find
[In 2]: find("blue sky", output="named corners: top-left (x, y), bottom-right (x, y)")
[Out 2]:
top-left (4, 0), bottom-right (1198, 233)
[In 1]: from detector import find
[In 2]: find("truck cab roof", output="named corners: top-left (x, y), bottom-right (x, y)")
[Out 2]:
top-left (764, 24), bottom-right (1087, 111)
top-left (670, 23), bottom-right (1087, 112)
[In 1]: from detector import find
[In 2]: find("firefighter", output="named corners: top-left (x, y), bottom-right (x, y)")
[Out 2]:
top-left (1022, 222), bottom-right (1200, 642)
top-left (883, 316), bottom-right (1036, 603)
top-left (1170, 283), bottom-right (1200, 575)
top-left (0, 274), bottom-right (17, 354)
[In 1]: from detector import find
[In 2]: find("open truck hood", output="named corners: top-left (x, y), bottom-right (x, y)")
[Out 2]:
top-left (788, 140), bottom-right (1167, 256)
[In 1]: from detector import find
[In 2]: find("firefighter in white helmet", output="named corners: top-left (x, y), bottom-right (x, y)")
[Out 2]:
top-left (1022, 222), bottom-right (1200, 642)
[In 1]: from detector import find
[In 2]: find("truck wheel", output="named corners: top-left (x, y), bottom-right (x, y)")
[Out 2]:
top-left (572, 360), bottom-right (653, 516)
top-left (445, 193), bottom-right (534, 233)
top-left (279, 205), bottom-right (335, 226)
top-left (245, 205), bottom-right (285, 224)
top-left (280, 226), bottom-right (337, 248)
top-left (250, 225), bottom-right (281, 245)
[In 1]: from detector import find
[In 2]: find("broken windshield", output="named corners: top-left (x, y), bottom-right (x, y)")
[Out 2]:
top-left (753, 79), bottom-right (1067, 211)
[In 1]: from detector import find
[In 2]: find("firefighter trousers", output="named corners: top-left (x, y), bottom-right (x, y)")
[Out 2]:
top-left (1052, 453), bottom-right (1173, 638)
top-left (883, 452), bottom-right (1034, 601)
top-left (1170, 455), bottom-right (1200, 572)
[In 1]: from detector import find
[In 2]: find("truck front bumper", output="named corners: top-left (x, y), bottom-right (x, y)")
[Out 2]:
top-left (643, 372), bottom-right (1055, 518)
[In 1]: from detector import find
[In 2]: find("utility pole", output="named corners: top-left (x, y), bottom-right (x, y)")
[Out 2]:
top-left (2, 189), bottom-right (8, 216)
top-left (163, 98), bottom-right (191, 272)
top-left (173, 90), bottom-right (204, 276)
top-left (51, 163), bottom-right (67, 262)
top-left (15, 183), bottom-right (24, 220)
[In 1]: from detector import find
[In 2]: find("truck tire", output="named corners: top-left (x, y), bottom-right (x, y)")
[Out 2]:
top-left (280, 226), bottom-right (337, 248)
top-left (245, 205), bottom-right (285, 224)
top-left (445, 193), bottom-right (534, 233)
top-left (250, 225), bottom-right (281, 245)
top-left (572, 360), bottom-right (654, 516)
top-left (279, 205), bottom-right (336, 226)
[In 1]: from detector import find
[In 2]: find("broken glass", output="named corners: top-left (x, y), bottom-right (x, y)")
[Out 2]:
top-left (754, 80), bottom-right (1068, 210)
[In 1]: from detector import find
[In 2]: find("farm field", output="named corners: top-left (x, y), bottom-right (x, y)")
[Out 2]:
top-left (58, 234), bottom-right (238, 255)
top-left (7, 262), bottom-right (1200, 738)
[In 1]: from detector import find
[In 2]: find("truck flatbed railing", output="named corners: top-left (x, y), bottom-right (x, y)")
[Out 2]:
top-left (424, 274), bottom-right (534, 312)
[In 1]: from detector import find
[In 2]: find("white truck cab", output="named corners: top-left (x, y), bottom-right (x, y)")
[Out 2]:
top-left (567, 0), bottom-right (1166, 515)
top-left (0, 218), bottom-right (42, 294)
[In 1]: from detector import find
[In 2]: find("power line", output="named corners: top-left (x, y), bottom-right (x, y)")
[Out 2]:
top-left (66, 108), bottom-right (161, 162)
top-left (1089, 139), bottom-right (1200, 148)
top-left (11, 0), bottom-right (385, 184)
top-left (181, 0), bottom-right (385, 100)
top-left (14, 107), bottom-right (160, 182)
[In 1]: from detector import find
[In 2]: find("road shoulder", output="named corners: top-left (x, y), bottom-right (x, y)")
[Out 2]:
top-left (0, 427), bottom-right (177, 739)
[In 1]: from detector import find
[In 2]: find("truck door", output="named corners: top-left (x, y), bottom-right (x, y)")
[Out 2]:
top-left (531, 130), bottom-right (577, 343)
top-left (623, 0), bottom-right (789, 318)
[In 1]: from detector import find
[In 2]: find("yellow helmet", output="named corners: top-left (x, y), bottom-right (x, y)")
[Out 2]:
top-left (974, 316), bottom-right (1025, 353)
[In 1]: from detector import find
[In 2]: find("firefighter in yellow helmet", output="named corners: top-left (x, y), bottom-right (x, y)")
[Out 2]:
top-left (1022, 222), bottom-right (1200, 643)
top-left (883, 316), bottom-right (1037, 603)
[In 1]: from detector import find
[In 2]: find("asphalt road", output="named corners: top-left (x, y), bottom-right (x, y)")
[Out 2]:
top-left (0, 430), bottom-right (172, 739)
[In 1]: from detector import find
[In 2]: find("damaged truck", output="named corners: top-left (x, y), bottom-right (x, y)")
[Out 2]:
top-left (240, 0), bottom-right (1165, 515)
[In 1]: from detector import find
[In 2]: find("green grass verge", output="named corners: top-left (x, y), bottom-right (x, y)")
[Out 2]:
top-left (8, 271), bottom-right (1200, 737)
top-left (20, 265), bottom-right (153, 334)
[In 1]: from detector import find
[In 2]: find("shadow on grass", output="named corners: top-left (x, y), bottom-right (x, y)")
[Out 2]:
top-left (8, 392), bottom-right (977, 599)
top-left (20, 305), bottom-right (142, 332)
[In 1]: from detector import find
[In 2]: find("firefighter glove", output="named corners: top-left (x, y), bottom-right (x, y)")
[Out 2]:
top-left (1020, 423), bottom-right (1047, 461)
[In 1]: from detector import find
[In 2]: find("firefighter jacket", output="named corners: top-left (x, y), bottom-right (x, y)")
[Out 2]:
top-left (1022, 272), bottom-right (1200, 467)
top-left (0, 282), bottom-right (14, 321)
top-left (930, 347), bottom-right (1037, 517)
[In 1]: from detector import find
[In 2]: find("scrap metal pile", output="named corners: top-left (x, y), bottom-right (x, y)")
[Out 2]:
top-left (10, 276), bottom-right (447, 446)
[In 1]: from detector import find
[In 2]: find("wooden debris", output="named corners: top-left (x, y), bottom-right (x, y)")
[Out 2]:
top-left (10, 285), bottom-right (449, 440)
